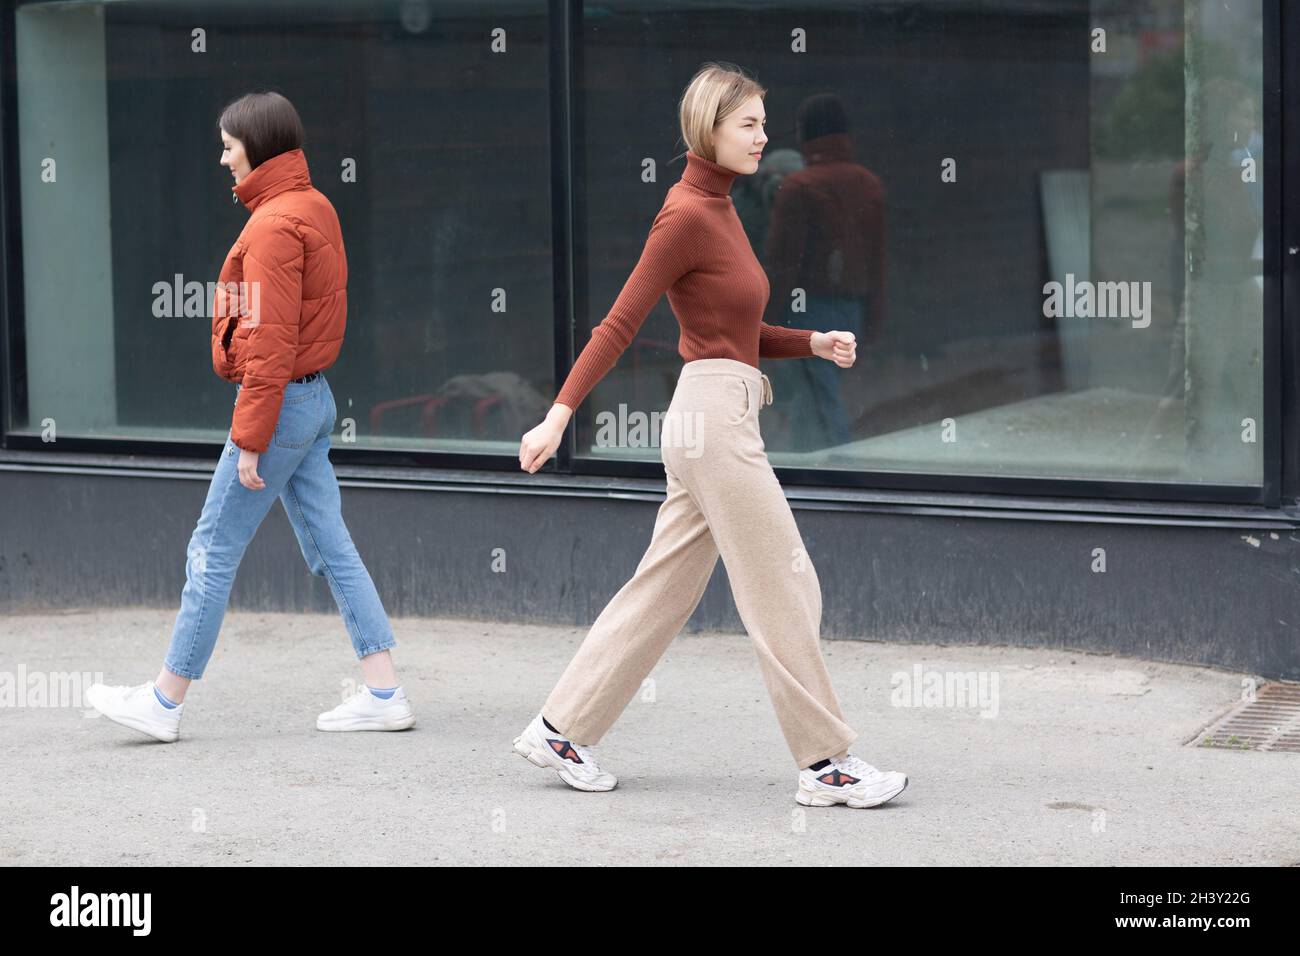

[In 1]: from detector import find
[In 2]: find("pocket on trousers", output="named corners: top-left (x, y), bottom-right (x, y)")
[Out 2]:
top-left (723, 377), bottom-right (755, 427)
top-left (272, 394), bottom-right (320, 449)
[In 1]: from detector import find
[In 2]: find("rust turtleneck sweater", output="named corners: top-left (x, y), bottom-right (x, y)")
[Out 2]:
top-left (554, 150), bottom-right (815, 412)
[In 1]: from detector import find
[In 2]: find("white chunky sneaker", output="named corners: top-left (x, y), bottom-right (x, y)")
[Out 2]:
top-left (513, 712), bottom-right (616, 792)
top-left (84, 682), bottom-right (183, 743)
top-left (316, 684), bottom-right (416, 731)
top-left (795, 752), bottom-right (908, 809)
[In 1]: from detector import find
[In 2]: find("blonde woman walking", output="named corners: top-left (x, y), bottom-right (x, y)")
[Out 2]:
top-left (514, 63), bottom-right (907, 809)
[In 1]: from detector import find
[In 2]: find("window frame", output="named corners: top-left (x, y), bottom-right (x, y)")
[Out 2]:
top-left (0, 0), bottom-right (1289, 510)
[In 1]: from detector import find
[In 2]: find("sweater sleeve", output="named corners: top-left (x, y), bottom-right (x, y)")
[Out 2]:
top-left (230, 216), bottom-right (304, 452)
top-left (759, 321), bottom-right (815, 358)
top-left (554, 197), bottom-right (698, 412)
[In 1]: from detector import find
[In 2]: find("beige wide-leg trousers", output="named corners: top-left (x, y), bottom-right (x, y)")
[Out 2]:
top-left (542, 357), bottom-right (858, 769)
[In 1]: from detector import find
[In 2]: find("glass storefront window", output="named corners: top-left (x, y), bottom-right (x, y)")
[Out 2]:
top-left (574, 0), bottom-right (1267, 488)
top-left (2, 0), bottom-right (1274, 495)
top-left (8, 0), bottom-right (554, 454)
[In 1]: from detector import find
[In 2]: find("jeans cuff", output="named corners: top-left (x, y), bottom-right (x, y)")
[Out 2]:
top-left (356, 640), bottom-right (397, 659)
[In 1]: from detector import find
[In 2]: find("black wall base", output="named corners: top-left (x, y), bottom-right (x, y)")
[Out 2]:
top-left (2, 465), bottom-right (1297, 679)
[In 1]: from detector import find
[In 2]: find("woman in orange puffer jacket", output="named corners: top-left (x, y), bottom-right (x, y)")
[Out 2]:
top-left (86, 92), bottom-right (414, 742)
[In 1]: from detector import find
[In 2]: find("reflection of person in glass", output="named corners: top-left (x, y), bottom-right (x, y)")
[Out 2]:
top-left (86, 92), bottom-right (414, 741)
top-left (762, 94), bottom-right (886, 451)
top-left (516, 62), bottom-right (907, 808)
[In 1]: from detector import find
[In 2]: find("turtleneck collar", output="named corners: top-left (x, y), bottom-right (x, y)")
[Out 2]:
top-left (682, 150), bottom-right (740, 196)
top-left (232, 147), bottom-right (312, 211)
top-left (800, 131), bottom-right (856, 165)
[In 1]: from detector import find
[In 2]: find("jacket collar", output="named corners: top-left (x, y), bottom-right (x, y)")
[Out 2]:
top-left (800, 131), bottom-right (856, 165)
top-left (682, 150), bottom-right (739, 196)
top-left (233, 147), bottom-right (311, 211)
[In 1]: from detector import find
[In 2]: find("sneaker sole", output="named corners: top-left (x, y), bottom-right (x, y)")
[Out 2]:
top-left (316, 713), bottom-right (416, 732)
top-left (87, 699), bottom-right (179, 743)
top-left (512, 732), bottom-right (616, 792)
top-left (795, 775), bottom-right (908, 809)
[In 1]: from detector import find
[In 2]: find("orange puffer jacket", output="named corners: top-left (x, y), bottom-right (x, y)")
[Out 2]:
top-left (211, 147), bottom-right (347, 452)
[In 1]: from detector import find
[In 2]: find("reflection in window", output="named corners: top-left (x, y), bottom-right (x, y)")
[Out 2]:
top-left (11, 0), bottom-right (553, 453)
top-left (575, 0), bottom-right (1265, 488)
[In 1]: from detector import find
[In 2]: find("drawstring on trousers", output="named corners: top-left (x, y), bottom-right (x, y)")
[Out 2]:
top-left (759, 372), bottom-right (773, 407)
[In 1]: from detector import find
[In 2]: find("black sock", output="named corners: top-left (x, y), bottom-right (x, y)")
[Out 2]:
top-left (807, 758), bottom-right (832, 771)
top-left (542, 715), bottom-right (559, 733)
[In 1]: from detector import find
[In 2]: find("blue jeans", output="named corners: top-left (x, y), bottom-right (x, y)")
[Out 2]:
top-left (790, 295), bottom-right (866, 449)
top-left (163, 372), bottom-right (396, 679)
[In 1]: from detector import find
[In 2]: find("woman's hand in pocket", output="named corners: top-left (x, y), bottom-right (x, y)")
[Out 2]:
top-left (238, 448), bottom-right (266, 490)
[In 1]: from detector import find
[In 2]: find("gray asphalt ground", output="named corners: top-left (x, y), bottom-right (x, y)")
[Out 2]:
top-left (2, 607), bottom-right (1297, 866)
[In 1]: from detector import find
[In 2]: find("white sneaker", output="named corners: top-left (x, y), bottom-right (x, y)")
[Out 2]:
top-left (316, 685), bottom-right (416, 731)
top-left (795, 753), bottom-right (908, 809)
top-left (513, 712), bottom-right (616, 791)
top-left (85, 682), bottom-right (183, 743)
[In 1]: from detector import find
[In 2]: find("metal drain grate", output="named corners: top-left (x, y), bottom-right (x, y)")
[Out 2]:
top-left (1193, 682), bottom-right (1300, 753)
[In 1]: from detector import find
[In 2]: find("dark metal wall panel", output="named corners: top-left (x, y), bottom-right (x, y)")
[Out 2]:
top-left (2, 470), bottom-right (1297, 679)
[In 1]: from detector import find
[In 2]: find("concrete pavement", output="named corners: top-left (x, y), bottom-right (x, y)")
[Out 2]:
top-left (2, 607), bottom-right (1297, 866)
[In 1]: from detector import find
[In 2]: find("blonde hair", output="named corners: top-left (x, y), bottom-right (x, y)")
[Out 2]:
top-left (677, 61), bottom-right (766, 162)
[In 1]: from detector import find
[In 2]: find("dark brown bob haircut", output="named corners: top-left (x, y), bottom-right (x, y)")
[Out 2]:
top-left (217, 91), bottom-right (305, 169)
